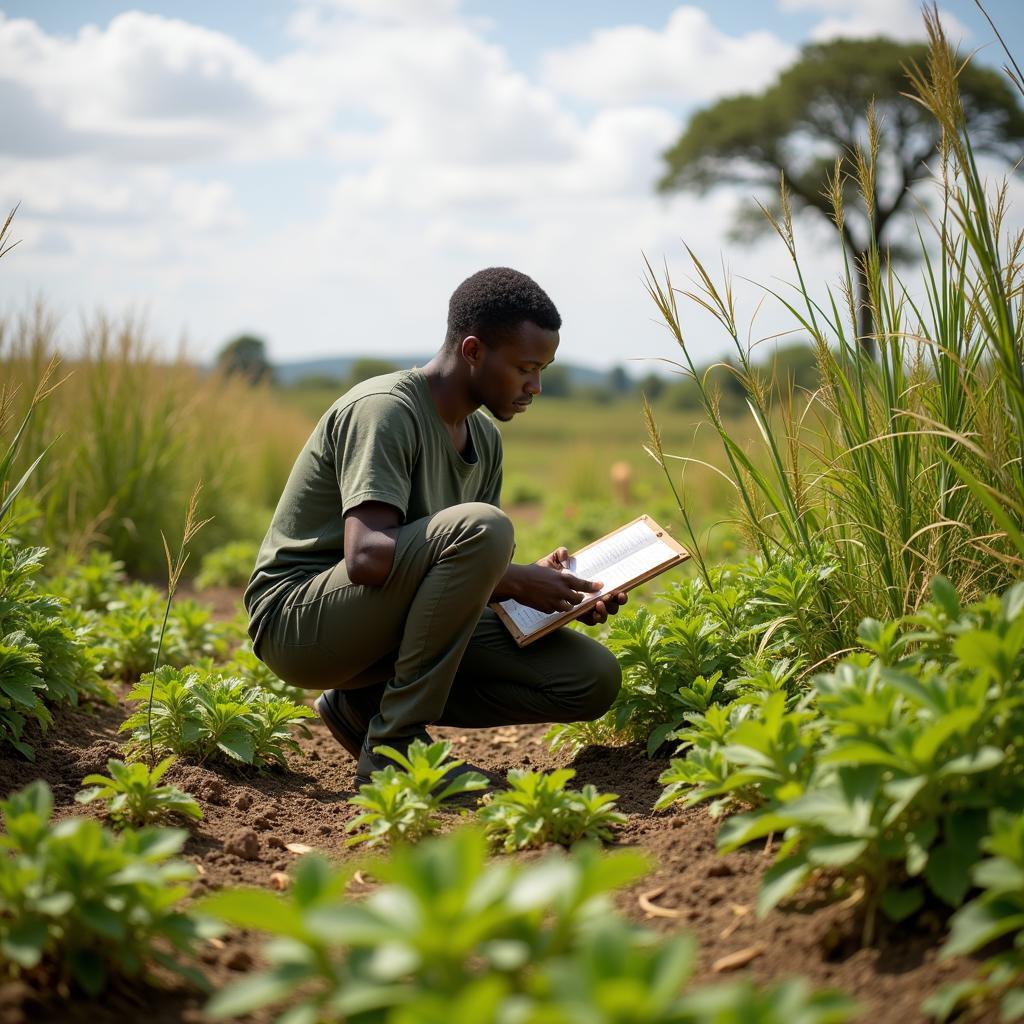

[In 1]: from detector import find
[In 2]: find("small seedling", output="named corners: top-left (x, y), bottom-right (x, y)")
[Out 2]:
top-left (76, 756), bottom-right (202, 828)
top-left (346, 738), bottom-right (488, 846)
top-left (478, 767), bottom-right (625, 852)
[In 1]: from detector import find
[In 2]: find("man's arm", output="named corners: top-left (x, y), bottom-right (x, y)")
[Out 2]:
top-left (344, 502), bottom-right (403, 586)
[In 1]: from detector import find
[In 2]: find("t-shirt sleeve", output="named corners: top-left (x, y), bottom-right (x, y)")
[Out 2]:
top-left (331, 394), bottom-right (418, 518)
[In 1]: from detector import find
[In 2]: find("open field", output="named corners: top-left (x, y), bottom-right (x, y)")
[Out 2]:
top-left (3, 19), bottom-right (1024, 1024)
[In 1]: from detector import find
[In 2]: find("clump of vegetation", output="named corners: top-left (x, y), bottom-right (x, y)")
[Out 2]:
top-left (121, 664), bottom-right (315, 769)
top-left (656, 579), bottom-right (1024, 941)
top-left (1, 312), bottom-right (310, 577)
top-left (548, 554), bottom-right (837, 757)
top-left (927, 809), bottom-right (1024, 1022)
top-left (195, 539), bottom-right (258, 590)
top-left (0, 539), bottom-right (111, 758)
top-left (76, 756), bottom-right (202, 828)
top-left (478, 767), bottom-right (625, 851)
top-left (346, 739), bottom-right (489, 846)
top-left (199, 827), bottom-right (856, 1023)
top-left (0, 780), bottom-right (208, 995)
top-left (46, 549), bottom-right (127, 612)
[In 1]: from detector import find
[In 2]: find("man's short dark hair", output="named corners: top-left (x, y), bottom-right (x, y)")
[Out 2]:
top-left (446, 267), bottom-right (561, 348)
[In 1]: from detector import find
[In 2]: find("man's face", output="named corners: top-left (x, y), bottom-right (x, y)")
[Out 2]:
top-left (467, 321), bottom-right (559, 422)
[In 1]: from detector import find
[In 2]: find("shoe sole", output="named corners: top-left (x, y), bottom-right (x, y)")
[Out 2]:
top-left (313, 693), bottom-right (363, 761)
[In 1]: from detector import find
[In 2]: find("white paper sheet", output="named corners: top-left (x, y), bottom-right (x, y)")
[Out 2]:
top-left (498, 519), bottom-right (677, 638)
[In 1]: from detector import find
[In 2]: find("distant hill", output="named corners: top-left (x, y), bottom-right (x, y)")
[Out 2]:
top-left (273, 355), bottom-right (624, 389)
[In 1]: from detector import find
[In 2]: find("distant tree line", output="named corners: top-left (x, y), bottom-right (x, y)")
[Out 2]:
top-left (214, 334), bottom-right (819, 410)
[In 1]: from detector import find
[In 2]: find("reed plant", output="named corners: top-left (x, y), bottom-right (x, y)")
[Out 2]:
top-left (0, 309), bottom-right (310, 575)
top-left (644, 8), bottom-right (1023, 638)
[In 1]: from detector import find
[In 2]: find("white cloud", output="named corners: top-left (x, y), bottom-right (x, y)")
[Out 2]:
top-left (0, 12), bottom-right (319, 162)
top-left (779, 0), bottom-right (970, 43)
top-left (540, 6), bottom-right (795, 105)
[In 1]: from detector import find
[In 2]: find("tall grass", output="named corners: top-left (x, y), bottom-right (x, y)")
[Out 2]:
top-left (644, 8), bottom-right (1023, 637)
top-left (0, 307), bottom-right (311, 575)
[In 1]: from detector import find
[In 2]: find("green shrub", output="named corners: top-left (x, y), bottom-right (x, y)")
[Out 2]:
top-left (661, 579), bottom-right (1024, 938)
top-left (548, 554), bottom-right (836, 757)
top-left (87, 584), bottom-right (231, 681)
top-left (0, 539), bottom-right (110, 758)
top-left (0, 780), bottom-right (208, 995)
top-left (46, 549), bottom-right (127, 613)
top-left (346, 739), bottom-right (489, 846)
top-left (195, 540), bottom-right (258, 590)
top-left (926, 809), bottom-right (1024, 1022)
top-left (121, 664), bottom-right (315, 768)
top-left (76, 756), bottom-right (202, 828)
top-left (198, 827), bottom-right (856, 1023)
top-left (478, 767), bottom-right (625, 851)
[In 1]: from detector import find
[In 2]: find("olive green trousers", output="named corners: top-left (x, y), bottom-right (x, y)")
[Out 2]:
top-left (255, 502), bottom-right (621, 747)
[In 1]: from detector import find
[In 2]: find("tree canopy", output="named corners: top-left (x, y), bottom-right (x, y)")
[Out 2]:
top-left (216, 334), bottom-right (273, 386)
top-left (659, 37), bottom-right (1024, 269)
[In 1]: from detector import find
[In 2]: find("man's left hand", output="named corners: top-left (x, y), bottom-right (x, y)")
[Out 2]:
top-left (577, 591), bottom-right (628, 625)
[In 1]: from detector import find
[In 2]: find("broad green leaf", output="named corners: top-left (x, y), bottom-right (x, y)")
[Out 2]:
top-left (758, 854), bottom-right (811, 916)
top-left (0, 919), bottom-right (47, 967)
top-left (882, 775), bottom-right (928, 826)
top-left (1000, 987), bottom-right (1024, 1022)
top-left (206, 964), bottom-right (314, 1018)
top-left (79, 900), bottom-right (127, 939)
top-left (943, 900), bottom-right (1024, 958)
top-left (974, 858), bottom-right (1024, 893)
top-left (930, 576), bottom-right (961, 618)
top-left (922, 980), bottom-right (982, 1022)
top-left (217, 732), bottom-right (256, 764)
top-left (937, 746), bottom-right (1004, 778)
top-left (196, 888), bottom-right (305, 938)
top-left (880, 886), bottom-right (924, 922)
top-left (821, 742), bottom-right (906, 771)
top-left (806, 837), bottom-right (868, 867)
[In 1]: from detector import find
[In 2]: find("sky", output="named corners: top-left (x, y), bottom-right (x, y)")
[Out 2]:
top-left (0, 1), bottom-right (1022, 372)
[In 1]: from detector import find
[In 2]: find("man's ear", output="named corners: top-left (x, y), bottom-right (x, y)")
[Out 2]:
top-left (460, 335), bottom-right (487, 368)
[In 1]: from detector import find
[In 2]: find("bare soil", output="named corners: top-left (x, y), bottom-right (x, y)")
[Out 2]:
top-left (0, 593), bottom-right (994, 1024)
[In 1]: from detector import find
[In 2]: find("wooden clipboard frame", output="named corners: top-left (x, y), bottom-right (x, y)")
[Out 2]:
top-left (490, 513), bottom-right (690, 648)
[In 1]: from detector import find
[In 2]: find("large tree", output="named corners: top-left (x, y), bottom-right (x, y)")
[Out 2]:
top-left (658, 37), bottom-right (1024, 347)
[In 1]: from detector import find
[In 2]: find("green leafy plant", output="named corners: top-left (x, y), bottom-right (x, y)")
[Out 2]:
top-left (0, 539), bottom-right (110, 758)
top-left (690, 579), bottom-right (1024, 940)
top-left (478, 767), bottom-right (626, 852)
top-left (75, 756), bottom-right (203, 828)
top-left (926, 809), bottom-right (1024, 1023)
top-left (225, 640), bottom-right (307, 703)
top-left (0, 780), bottom-right (208, 995)
top-left (548, 555), bottom-right (835, 757)
top-left (195, 539), bottom-right (258, 589)
top-left (46, 549), bottom-right (127, 613)
top-left (121, 664), bottom-right (315, 769)
top-left (197, 827), bottom-right (856, 1023)
top-left (346, 738), bottom-right (489, 846)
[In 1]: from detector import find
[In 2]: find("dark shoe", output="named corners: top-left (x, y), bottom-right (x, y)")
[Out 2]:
top-left (354, 731), bottom-right (504, 792)
top-left (314, 689), bottom-right (370, 760)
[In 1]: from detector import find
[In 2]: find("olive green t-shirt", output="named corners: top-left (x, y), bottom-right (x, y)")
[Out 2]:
top-left (243, 368), bottom-right (503, 647)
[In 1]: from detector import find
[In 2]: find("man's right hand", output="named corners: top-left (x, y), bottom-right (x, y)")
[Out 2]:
top-left (495, 555), bottom-right (603, 614)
